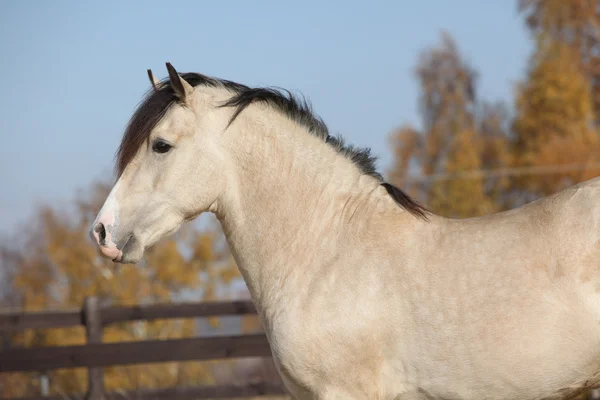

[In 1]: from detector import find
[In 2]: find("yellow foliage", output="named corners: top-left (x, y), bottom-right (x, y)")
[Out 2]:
top-left (513, 39), bottom-right (599, 197)
top-left (428, 130), bottom-right (497, 218)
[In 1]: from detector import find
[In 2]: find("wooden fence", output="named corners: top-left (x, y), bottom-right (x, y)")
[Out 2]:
top-left (0, 298), bottom-right (289, 400)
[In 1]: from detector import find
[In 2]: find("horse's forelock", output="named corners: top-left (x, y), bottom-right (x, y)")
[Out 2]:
top-left (116, 87), bottom-right (177, 177)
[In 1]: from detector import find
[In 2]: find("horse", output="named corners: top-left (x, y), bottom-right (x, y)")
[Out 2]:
top-left (90, 62), bottom-right (600, 399)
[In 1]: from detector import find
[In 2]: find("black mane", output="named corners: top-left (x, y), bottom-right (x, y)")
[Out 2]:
top-left (116, 72), bottom-right (429, 219)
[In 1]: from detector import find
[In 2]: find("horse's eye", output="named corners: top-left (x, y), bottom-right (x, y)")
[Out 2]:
top-left (152, 140), bottom-right (172, 154)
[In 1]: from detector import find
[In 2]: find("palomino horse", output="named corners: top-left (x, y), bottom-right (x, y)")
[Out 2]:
top-left (91, 63), bottom-right (600, 399)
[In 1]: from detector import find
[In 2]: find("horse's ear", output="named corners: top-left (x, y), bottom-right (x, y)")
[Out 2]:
top-left (147, 69), bottom-right (160, 91)
top-left (166, 62), bottom-right (194, 102)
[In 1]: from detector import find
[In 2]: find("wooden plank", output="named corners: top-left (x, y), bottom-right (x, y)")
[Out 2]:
top-left (0, 300), bottom-right (257, 332)
top-left (107, 382), bottom-right (288, 400)
top-left (0, 334), bottom-right (272, 372)
top-left (0, 382), bottom-right (289, 400)
top-left (100, 300), bottom-right (257, 325)
top-left (0, 310), bottom-right (82, 332)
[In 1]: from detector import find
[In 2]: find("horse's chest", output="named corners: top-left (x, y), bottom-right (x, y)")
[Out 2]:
top-left (265, 310), bottom-right (408, 398)
top-left (267, 323), bottom-right (331, 384)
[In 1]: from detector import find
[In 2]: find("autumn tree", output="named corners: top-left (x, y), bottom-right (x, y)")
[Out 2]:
top-left (519, 0), bottom-right (600, 123)
top-left (0, 180), bottom-right (243, 397)
top-left (477, 101), bottom-right (514, 208)
top-left (388, 32), bottom-right (510, 218)
top-left (512, 26), bottom-right (600, 199)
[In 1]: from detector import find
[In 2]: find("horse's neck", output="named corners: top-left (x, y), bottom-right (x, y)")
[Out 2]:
top-left (215, 111), bottom-right (392, 320)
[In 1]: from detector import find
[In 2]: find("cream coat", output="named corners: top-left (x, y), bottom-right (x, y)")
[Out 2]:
top-left (91, 64), bottom-right (600, 399)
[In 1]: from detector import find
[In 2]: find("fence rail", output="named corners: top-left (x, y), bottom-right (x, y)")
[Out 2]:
top-left (3, 382), bottom-right (288, 400)
top-left (1, 334), bottom-right (271, 372)
top-left (0, 297), bottom-right (286, 400)
top-left (0, 299), bottom-right (257, 331)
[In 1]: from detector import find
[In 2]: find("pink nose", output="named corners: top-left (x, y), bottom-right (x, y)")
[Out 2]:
top-left (91, 222), bottom-right (122, 262)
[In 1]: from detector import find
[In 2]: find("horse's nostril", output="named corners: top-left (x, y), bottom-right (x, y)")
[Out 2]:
top-left (94, 222), bottom-right (107, 245)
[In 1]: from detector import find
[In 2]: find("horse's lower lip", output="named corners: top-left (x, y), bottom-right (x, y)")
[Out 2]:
top-left (99, 245), bottom-right (122, 261)
top-left (99, 235), bottom-right (132, 263)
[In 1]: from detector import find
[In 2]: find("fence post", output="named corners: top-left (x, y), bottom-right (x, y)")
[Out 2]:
top-left (40, 372), bottom-right (49, 396)
top-left (83, 296), bottom-right (104, 400)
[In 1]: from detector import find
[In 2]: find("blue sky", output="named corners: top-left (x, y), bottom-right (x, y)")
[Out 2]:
top-left (0, 1), bottom-right (531, 236)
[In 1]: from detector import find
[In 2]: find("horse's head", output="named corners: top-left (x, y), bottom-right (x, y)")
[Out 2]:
top-left (90, 63), bottom-right (229, 263)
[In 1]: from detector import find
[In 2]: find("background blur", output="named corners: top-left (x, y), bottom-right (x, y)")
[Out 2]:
top-left (1, 0), bottom-right (599, 398)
